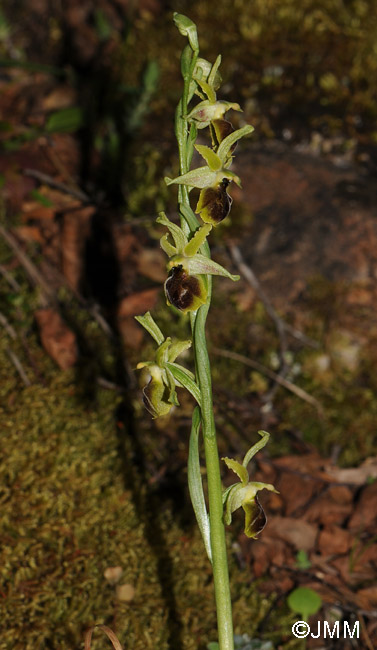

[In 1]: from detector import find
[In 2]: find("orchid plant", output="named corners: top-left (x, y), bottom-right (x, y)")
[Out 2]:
top-left (135, 14), bottom-right (277, 650)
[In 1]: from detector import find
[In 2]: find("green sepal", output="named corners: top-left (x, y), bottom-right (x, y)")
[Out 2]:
top-left (186, 122), bottom-right (198, 169)
top-left (165, 167), bottom-right (218, 189)
top-left (167, 339), bottom-right (192, 362)
top-left (188, 407), bottom-right (212, 562)
top-left (208, 54), bottom-right (222, 90)
top-left (165, 366), bottom-right (180, 406)
top-left (155, 337), bottom-right (171, 367)
top-left (184, 224), bottom-right (212, 257)
top-left (157, 212), bottom-right (186, 251)
top-left (195, 144), bottom-right (222, 171)
top-left (195, 77), bottom-right (216, 104)
top-left (222, 457), bottom-right (249, 485)
top-left (186, 254), bottom-right (240, 281)
top-left (217, 124), bottom-right (254, 162)
top-left (242, 430), bottom-right (270, 469)
top-left (165, 362), bottom-right (201, 406)
top-left (160, 233), bottom-right (177, 257)
top-left (173, 13), bottom-right (199, 52)
top-left (135, 312), bottom-right (164, 345)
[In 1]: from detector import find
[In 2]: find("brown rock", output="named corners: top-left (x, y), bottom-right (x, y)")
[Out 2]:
top-left (35, 308), bottom-right (78, 369)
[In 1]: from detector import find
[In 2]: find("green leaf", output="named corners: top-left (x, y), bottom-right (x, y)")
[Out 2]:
top-left (134, 312), bottom-right (164, 346)
top-left (188, 408), bottom-right (212, 562)
top-left (46, 107), bottom-right (84, 133)
top-left (287, 587), bottom-right (322, 620)
top-left (207, 644), bottom-right (219, 650)
top-left (217, 124), bottom-right (254, 162)
top-left (295, 550), bottom-right (312, 570)
top-left (195, 144), bottom-right (222, 171)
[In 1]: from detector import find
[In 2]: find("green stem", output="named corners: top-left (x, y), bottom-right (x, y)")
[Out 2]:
top-left (193, 299), bottom-right (234, 650)
top-left (176, 48), bottom-right (234, 650)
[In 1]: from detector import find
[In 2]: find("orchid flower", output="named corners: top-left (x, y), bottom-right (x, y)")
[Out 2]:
top-left (222, 431), bottom-right (279, 538)
top-left (135, 312), bottom-right (200, 417)
top-left (157, 211), bottom-right (239, 312)
top-left (165, 124), bottom-right (254, 226)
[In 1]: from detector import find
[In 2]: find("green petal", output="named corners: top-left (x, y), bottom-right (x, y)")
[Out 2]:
top-left (195, 144), bottom-right (222, 171)
top-left (222, 457), bottom-right (249, 485)
top-left (183, 224), bottom-right (212, 257)
top-left (165, 167), bottom-right (218, 189)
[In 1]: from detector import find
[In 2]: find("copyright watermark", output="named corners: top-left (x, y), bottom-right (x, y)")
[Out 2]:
top-left (292, 621), bottom-right (359, 639)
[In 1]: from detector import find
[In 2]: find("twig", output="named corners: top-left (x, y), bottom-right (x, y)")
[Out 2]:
top-left (6, 347), bottom-right (31, 386)
top-left (0, 264), bottom-right (21, 291)
top-left (211, 346), bottom-right (323, 415)
top-left (0, 311), bottom-right (17, 339)
top-left (24, 168), bottom-right (91, 203)
top-left (0, 226), bottom-right (55, 306)
top-left (228, 243), bottom-right (319, 349)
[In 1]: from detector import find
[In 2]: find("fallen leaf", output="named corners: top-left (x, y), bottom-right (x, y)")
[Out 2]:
top-left (35, 308), bottom-right (78, 369)
top-left (117, 289), bottom-right (159, 319)
top-left (317, 525), bottom-right (353, 555)
top-left (265, 516), bottom-right (317, 551)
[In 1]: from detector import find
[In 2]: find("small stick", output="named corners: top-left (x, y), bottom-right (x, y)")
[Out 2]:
top-left (0, 311), bottom-right (17, 339)
top-left (24, 168), bottom-right (91, 203)
top-left (0, 264), bottom-right (21, 291)
top-left (0, 226), bottom-right (55, 306)
top-left (228, 243), bottom-right (319, 349)
top-left (6, 347), bottom-right (31, 386)
top-left (211, 346), bottom-right (323, 415)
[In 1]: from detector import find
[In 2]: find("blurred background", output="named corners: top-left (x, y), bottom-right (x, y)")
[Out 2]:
top-left (1, 1), bottom-right (377, 649)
